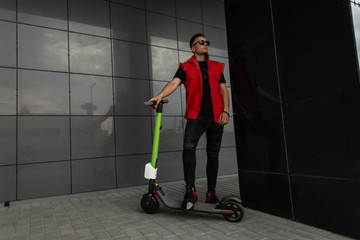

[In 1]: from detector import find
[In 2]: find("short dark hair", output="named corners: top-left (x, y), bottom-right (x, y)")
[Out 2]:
top-left (189, 33), bottom-right (205, 48)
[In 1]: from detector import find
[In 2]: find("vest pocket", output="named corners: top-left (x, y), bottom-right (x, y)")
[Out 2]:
top-left (210, 72), bottom-right (220, 80)
top-left (184, 73), bottom-right (198, 89)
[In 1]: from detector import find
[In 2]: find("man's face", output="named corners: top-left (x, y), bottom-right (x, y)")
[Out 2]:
top-left (191, 36), bottom-right (209, 54)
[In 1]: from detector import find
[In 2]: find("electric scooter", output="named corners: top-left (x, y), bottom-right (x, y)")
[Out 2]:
top-left (140, 99), bottom-right (244, 222)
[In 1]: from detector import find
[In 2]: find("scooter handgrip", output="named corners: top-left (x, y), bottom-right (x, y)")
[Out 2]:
top-left (143, 99), bottom-right (169, 106)
top-left (144, 101), bottom-right (156, 106)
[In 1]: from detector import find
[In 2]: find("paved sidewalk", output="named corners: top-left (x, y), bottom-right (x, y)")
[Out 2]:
top-left (0, 176), bottom-right (354, 240)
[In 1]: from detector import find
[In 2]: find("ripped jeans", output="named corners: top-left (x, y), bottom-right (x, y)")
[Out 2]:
top-left (182, 114), bottom-right (224, 193)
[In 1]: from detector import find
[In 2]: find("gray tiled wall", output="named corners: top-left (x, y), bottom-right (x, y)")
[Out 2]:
top-left (0, 0), bottom-right (236, 202)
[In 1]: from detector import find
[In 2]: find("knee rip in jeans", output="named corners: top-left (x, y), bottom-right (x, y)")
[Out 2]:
top-left (206, 151), bottom-right (220, 160)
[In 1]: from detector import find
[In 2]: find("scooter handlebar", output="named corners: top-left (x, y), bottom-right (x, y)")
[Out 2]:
top-left (144, 99), bottom-right (169, 106)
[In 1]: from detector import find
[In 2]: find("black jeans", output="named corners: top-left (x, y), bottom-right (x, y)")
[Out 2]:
top-left (183, 114), bottom-right (224, 193)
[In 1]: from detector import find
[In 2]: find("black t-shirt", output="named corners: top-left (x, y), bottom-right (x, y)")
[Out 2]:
top-left (174, 61), bottom-right (226, 117)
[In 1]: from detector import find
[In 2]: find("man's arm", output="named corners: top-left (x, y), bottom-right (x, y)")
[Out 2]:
top-left (218, 83), bottom-right (230, 125)
top-left (148, 77), bottom-right (182, 109)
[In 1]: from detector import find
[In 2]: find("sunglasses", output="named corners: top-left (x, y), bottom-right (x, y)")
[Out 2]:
top-left (192, 40), bottom-right (210, 47)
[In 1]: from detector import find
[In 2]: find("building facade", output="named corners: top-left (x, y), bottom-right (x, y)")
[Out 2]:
top-left (0, 0), bottom-right (236, 202)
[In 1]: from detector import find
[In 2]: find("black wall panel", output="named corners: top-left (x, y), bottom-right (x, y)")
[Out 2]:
top-left (225, 0), bottom-right (360, 238)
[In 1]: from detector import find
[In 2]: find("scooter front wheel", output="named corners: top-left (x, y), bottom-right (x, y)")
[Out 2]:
top-left (141, 193), bottom-right (159, 214)
top-left (221, 200), bottom-right (244, 222)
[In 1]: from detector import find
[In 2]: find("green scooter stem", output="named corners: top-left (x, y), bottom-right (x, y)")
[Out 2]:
top-left (151, 111), bottom-right (162, 169)
top-left (149, 100), bottom-right (166, 169)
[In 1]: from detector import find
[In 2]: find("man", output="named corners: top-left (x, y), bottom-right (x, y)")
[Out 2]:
top-left (149, 33), bottom-right (230, 211)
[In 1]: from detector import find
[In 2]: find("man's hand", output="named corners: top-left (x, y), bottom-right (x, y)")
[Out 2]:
top-left (218, 111), bottom-right (229, 125)
top-left (148, 95), bottom-right (163, 109)
top-left (147, 77), bottom-right (181, 109)
top-left (219, 83), bottom-right (230, 125)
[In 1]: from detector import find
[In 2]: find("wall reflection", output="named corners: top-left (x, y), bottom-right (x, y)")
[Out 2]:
top-left (177, 19), bottom-right (203, 51)
top-left (110, 3), bottom-right (147, 44)
top-left (112, 40), bottom-right (149, 79)
top-left (71, 74), bottom-right (113, 115)
top-left (18, 116), bottom-right (70, 164)
top-left (204, 25), bottom-right (228, 57)
top-left (0, 117), bottom-right (16, 166)
top-left (0, 21), bottom-right (16, 67)
top-left (71, 116), bottom-right (115, 160)
top-left (0, 68), bottom-right (16, 115)
top-left (147, 13), bottom-right (178, 48)
top-left (18, 0), bottom-right (67, 30)
top-left (230, 45), bottom-right (284, 173)
top-left (18, 70), bottom-right (69, 115)
top-left (68, 0), bottom-right (110, 37)
top-left (72, 157), bottom-right (116, 193)
top-left (148, 13), bottom-right (177, 48)
top-left (69, 33), bottom-right (112, 75)
top-left (0, 0), bottom-right (16, 21)
top-left (114, 78), bottom-right (150, 116)
top-left (18, 24), bottom-right (68, 72)
top-left (148, 45), bottom-right (178, 81)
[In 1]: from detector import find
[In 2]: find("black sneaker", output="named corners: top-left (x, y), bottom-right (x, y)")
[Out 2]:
top-left (205, 192), bottom-right (219, 204)
top-left (181, 186), bottom-right (198, 211)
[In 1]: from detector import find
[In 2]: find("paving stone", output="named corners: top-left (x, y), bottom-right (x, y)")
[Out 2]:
top-left (289, 227), bottom-right (330, 239)
top-left (106, 228), bottom-right (125, 238)
top-left (321, 232), bottom-right (354, 240)
top-left (89, 223), bottom-right (106, 232)
top-left (92, 230), bottom-right (111, 239)
top-left (45, 231), bottom-right (61, 240)
top-left (102, 222), bottom-right (117, 230)
top-left (163, 223), bottom-right (187, 235)
top-left (30, 226), bottom-right (43, 235)
top-left (43, 223), bottom-right (58, 232)
top-left (72, 222), bottom-right (88, 231)
top-left (258, 227), bottom-right (298, 240)
top-left (12, 234), bottom-right (28, 240)
top-left (14, 225), bottom-right (29, 235)
top-left (0, 233), bottom-right (13, 240)
top-left (61, 232), bottom-right (80, 240)
top-left (174, 233), bottom-right (199, 240)
top-left (123, 228), bottom-right (144, 239)
top-left (59, 225), bottom-right (75, 235)
top-left (152, 226), bottom-right (175, 238)
top-left (56, 219), bottom-right (71, 227)
top-left (29, 234), bottom-right (45, 240)
top-left (241, 220), bottom-right (274, 234)
top-left (163, 235), bottom-right (183, 240)
top-left (142, 233), bottom-right (161, 240)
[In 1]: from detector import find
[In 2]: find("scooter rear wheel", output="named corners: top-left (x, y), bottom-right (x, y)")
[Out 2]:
top-left (221, 200), bottom-right (244, 222)
top-left (141, 193), bottom-right (159, 214)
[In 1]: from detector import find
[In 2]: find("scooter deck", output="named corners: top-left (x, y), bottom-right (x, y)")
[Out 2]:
top-left (155, 189), bottom-right (233, 214)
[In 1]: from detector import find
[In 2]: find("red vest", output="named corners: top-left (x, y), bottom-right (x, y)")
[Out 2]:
top-left (180, 55), bottom-right (225, 123)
